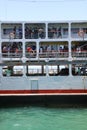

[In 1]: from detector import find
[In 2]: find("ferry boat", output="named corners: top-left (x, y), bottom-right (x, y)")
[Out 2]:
top-left (0, 21), bottom-right (87, 105)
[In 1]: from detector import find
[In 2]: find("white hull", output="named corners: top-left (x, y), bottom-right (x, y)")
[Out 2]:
top-left (0, 76), bottom-right (87, 95)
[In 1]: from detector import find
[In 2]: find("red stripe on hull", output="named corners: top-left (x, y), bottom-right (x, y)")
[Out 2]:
top-left (0, 89), bottom-right (87, 95)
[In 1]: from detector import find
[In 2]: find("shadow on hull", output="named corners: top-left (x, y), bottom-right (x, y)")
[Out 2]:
top-left (0, 95), bottom-right (87, 108)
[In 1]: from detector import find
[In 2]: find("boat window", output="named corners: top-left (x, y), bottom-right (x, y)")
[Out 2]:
top-left (39, 41), bottom-right (68, 58)
top-left (25, 42), bottom-right (36, 58)
top-left (1, 23), bottom-right (22, 39)
top-left (72, 64), bottom-right (87, 76)
top-left (71, 22), bottom-right (87, 38)
top-left (71, 28), bottom-right (79, 34)
top-left (2, 42), bottom-right (23, 58)
top-left (25, 23), bottom-right (46, 39)
top-left (2, 65), bottom-right (23, 76)
top-left (26, 65), bottom-right (46, 76)
top-left (3, 28), bottom-right (13, 35)
top-left (71, 41), bottom-right (87, 58)
top-left (44, 65), bottom-right (69, 76)
top-left (83, 28), bottom-right (87, 34)
top-left (44, 65), bottom-right (58, 76)
top-left (57, 65), bottom-right (69, 76)
top-left (48, 23), bottom-right (68, 39)
top-left (63, 28), bottom-right (68, 36)
top-left (26, 65), bottom-right (69, 76)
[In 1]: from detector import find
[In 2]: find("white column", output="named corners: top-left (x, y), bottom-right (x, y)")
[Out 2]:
top-left (22, 22), bottom-right (25, 57)
top-left (46, 64), bottom-right (49, 76)
top-left (22, 22), bottom-right (26, 77)
top-left (46, 22), bottom-right (48, 39)
top-left (22, 65), bottom-right (26, 77)
top-left (68, 22), bottom-right (72, 76)
top-left (0, 67), bottom-right (2, 77)
top-left (22, 22), bottom-right (25, 39)
top-left (69, 64), bottom-right (72, 76)
top-left (36, 41), bottom-right (39, 59)
top-left (68, 22), bottom-right (72, 58)
top-left (45, 59), bottom-right (49, 76)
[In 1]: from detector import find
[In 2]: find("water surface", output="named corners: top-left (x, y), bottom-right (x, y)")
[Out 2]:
top-left (0, 106), bottom-right (87, 130)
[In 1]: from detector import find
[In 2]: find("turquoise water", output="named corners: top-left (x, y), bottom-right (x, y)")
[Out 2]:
top-left (0, 106), bottom-right (87, 130)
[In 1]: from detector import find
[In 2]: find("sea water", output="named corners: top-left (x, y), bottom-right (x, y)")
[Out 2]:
top-left (0, 106), bottom-right (87, 130)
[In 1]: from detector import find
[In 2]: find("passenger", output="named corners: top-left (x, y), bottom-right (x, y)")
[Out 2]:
top-left (6, 68), bottom-right (12, 76)
top-left (15, 47), bottom-right (19, 57)
top-left (25, 26), bottom-right (29, 39)
top-left (11, 42), bottom-right (18, 53)
top-left (28, 27), bottom-right (32, 39)
top-left (53, 28), bottom-right (57, 38)
top-left (76, 47), bottom-right (81, 53)
top-left (47, 45), bottom-right (51, 52)
top-left (13, 26), bottom-right (16, 38)
top-left (18, 26), bottom-right (22, 39)
top-left (48, 28), bottom-right (54, 38)
top-left (58, 26), bottom-right (62, 38)
top-left (27, 46), bottom-right (34, 57)
top-left (77, 67), bottom-right (81, 75)
top-left (33, 27), bottom-right (38, 39)
top-left (15, 47), bottom-right (19, 53)
top-left (38, 28), bottom-right (44, 38)
top-left (15, 27), bottom-right (19, 39)
top-left (47, 45), bottom-right (51, 57)
top-left (27, 46), bottom-right (34, 53)
top-left (32, 45), bottom-right (36, 53)
top-left (76, 47), bottom-right (81, 57)
top-left (39, 46), bottom-right (43, 54)
top-left (9, 32), bottom-right (15, 39)
top-left (2, 45), bottom-right (8, 57)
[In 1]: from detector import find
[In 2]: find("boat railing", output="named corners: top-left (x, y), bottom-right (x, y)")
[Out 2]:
top-left (25, 51), bottom-right (37, 58)
top-left (2, 52), bottom-right (23, 58)
top-left (39, 51), bottom-right (69, 58)
top-left (1, 51), bottom-right (87, 60)
top-left (72, 51), bottom-right (87, 58)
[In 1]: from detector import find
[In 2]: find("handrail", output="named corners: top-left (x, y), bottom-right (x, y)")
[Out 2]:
top-left (1, 51), bottom-right (87, 59)
top-left (39, 51), bottom-right (68, 58)
top-left (2, 52), bottom-right (22, 58)
top-left (72, 51), bottom-right (87, 57)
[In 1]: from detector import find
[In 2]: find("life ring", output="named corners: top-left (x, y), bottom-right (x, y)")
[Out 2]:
top-left (9, 32), bottom-right (15, 39)
top-left (78, 30), bottom-right (84, 37)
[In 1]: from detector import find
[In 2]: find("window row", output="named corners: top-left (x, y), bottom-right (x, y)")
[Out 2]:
top-left (2, 64), bottom-right (87, 76)
top-left (1, 41), bottom-right (87, 58)
top-left (1, 22), bottom-right (87, 39)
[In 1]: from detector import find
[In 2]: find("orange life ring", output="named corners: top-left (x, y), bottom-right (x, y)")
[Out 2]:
top-left (78, 30), bottom-right (84, 37)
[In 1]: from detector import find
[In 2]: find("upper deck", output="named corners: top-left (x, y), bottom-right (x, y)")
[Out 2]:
top-left (0, 21), bottom-right (87, 64)
top-left (0, 21), bottom-right (87, 77)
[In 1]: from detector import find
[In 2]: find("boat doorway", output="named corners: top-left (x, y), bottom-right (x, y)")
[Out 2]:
top-left (31, 79), bottom-right (39, 93)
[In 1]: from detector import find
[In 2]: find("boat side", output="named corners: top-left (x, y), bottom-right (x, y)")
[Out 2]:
top-left (0, 20), bottom-right (87, 97)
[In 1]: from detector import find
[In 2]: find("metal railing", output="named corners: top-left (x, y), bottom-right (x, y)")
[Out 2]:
top-left (1, 51), bottom-right (87, 60)
top-left (2, 52), bottom-right (23, 58)
top-left (72, 51), bottom-right (87, 58)
top-left (39, 51), bottom-right (69, 58)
